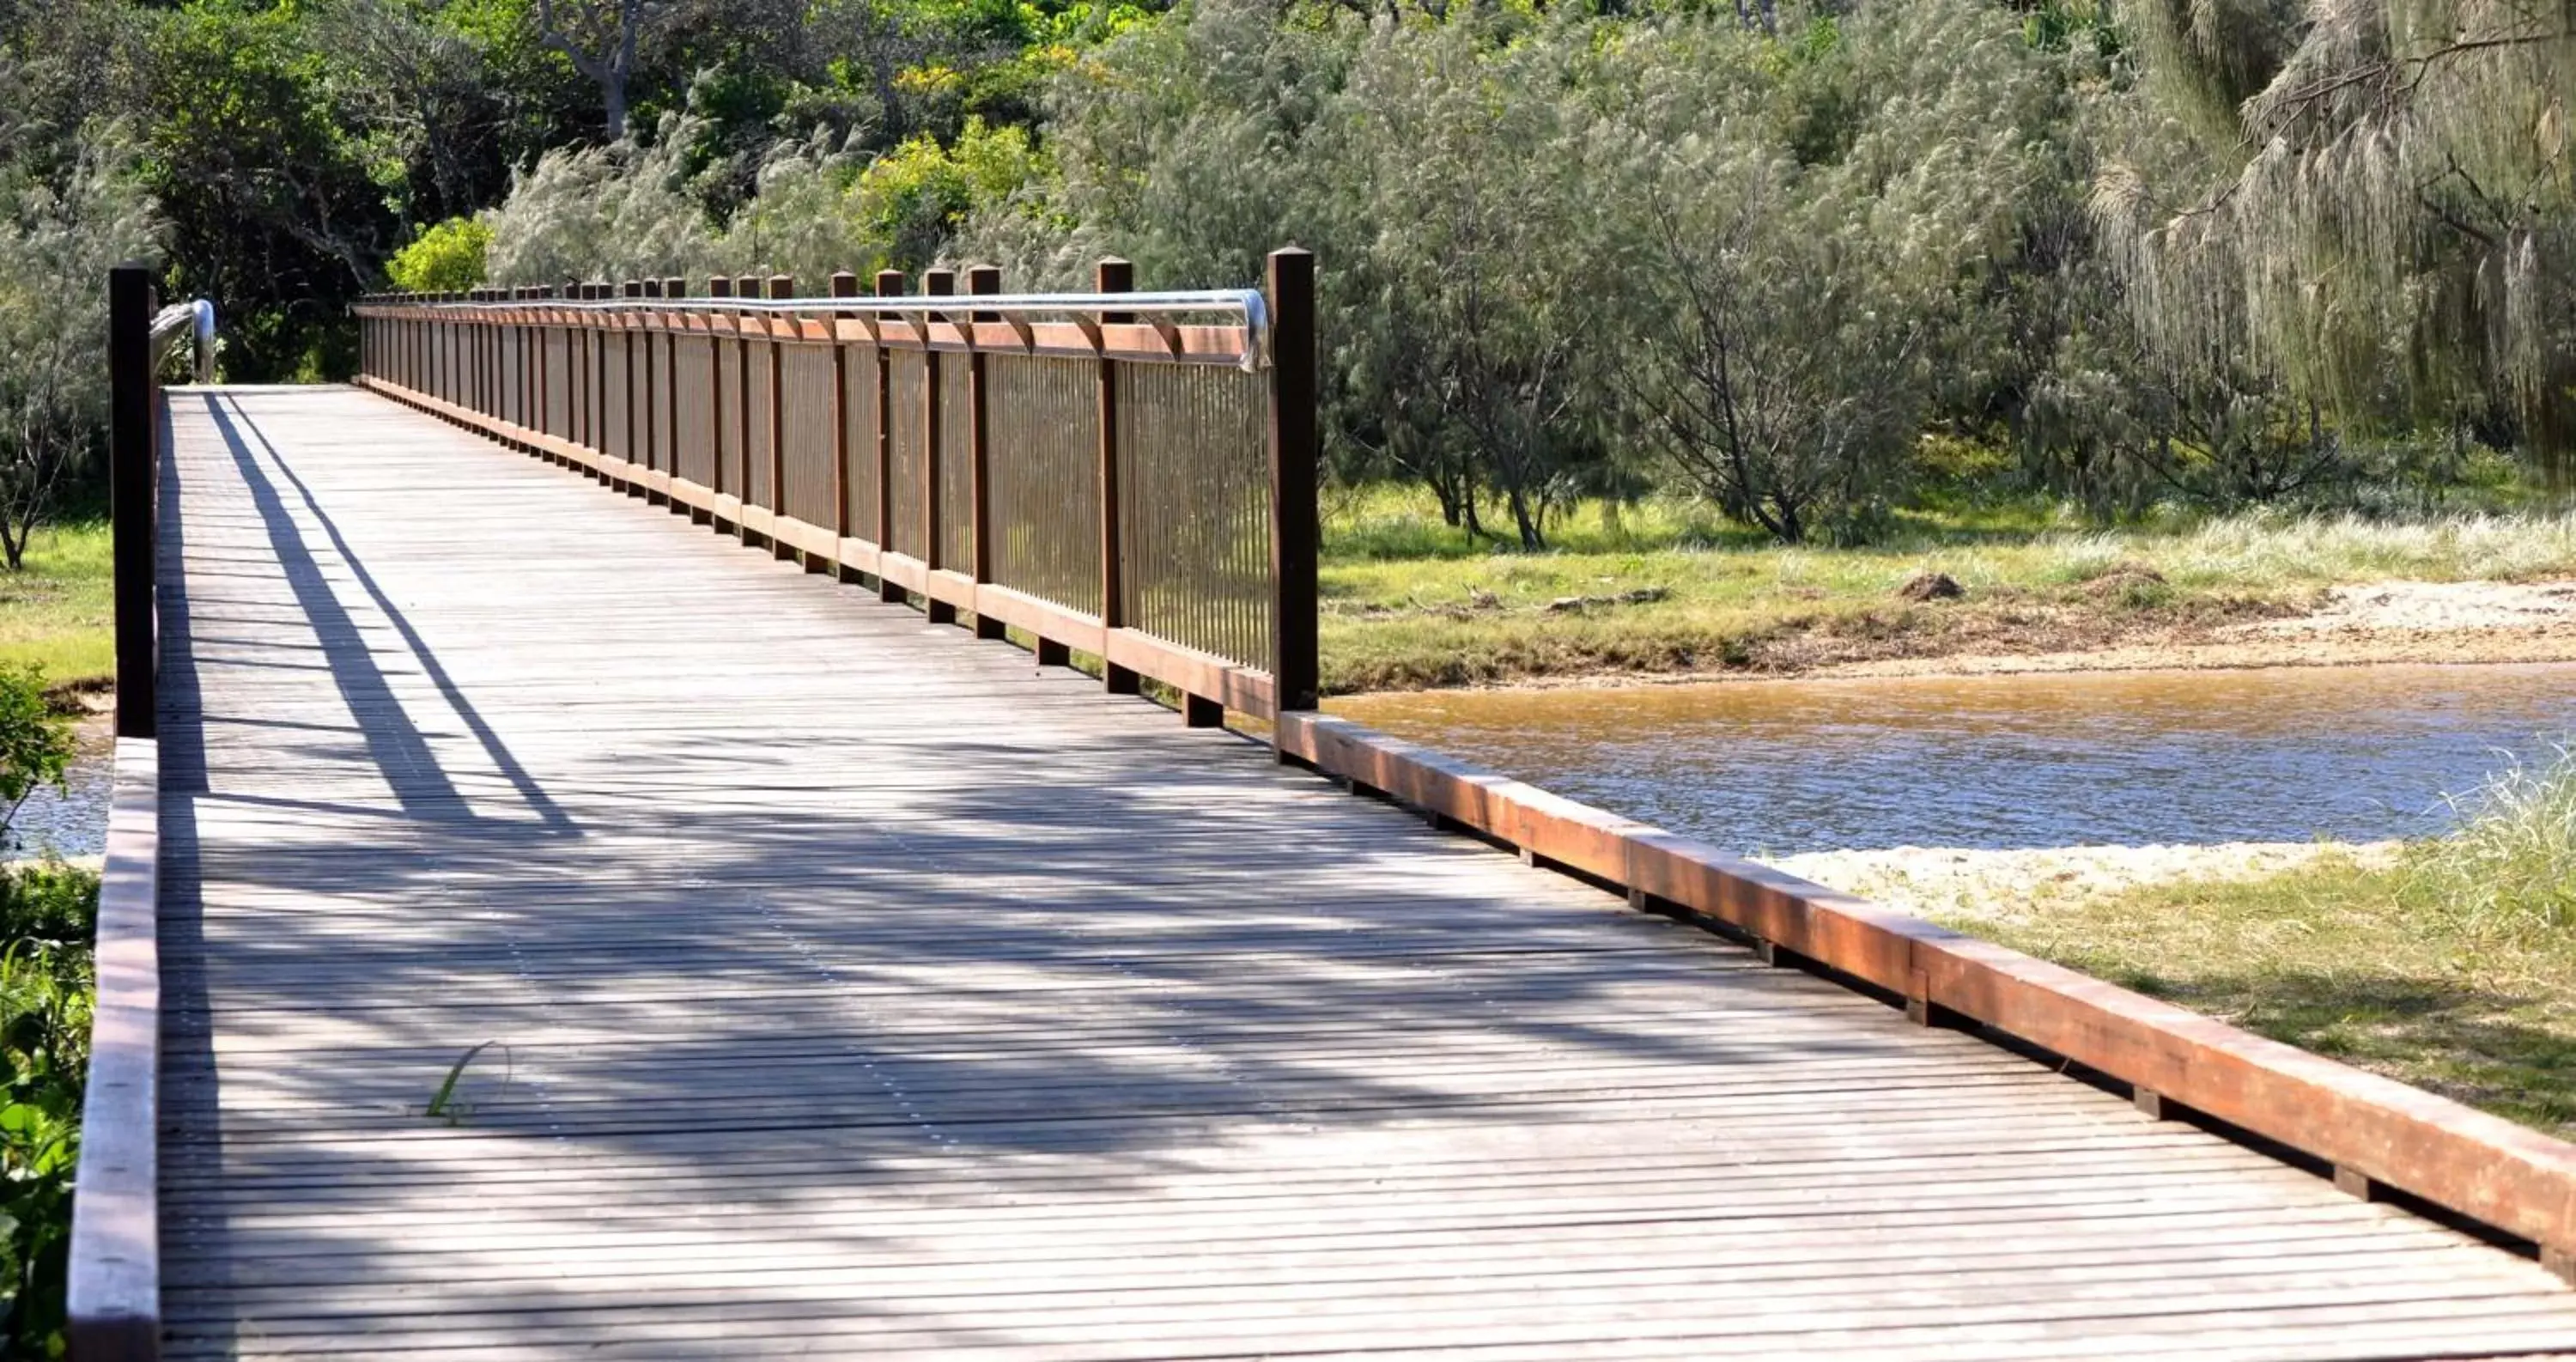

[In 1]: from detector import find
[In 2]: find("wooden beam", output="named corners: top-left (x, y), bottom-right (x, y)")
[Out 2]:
top-left (65, 738), bottom-right (161, 1362)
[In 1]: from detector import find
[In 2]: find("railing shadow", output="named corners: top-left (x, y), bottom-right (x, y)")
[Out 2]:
top-left (143, 389), bottom-right (2352, 1359)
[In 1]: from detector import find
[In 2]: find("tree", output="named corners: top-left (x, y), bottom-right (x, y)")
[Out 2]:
top-left (536, 0), bottom-right (666, 140)
top-left (2099, 0), bottom-right (2576, 478)
top-left (1328, 16), bottom-right (1612, 549)
top-left (1593, 4), bottom-right (2059, 543)
top-left (0, 125), bottom-right (155, 570)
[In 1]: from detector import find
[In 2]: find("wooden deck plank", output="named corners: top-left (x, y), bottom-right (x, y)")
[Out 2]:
top-left (155, 387), bottom-right (2576, 1359)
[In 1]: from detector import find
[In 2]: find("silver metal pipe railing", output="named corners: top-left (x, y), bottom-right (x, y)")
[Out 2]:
top-left (371, 289), bottom-right (1270, 371)
top-left (149, 298), bottom-right (217, 384)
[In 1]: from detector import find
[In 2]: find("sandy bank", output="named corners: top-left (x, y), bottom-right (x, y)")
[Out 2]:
top-left (1759, 840), bottom-right (2402, 925)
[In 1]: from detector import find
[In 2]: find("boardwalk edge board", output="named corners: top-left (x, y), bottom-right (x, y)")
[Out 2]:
top-left (355, 376), bottom-right (2576, 1280)
top-left (67, 736), bottom-right (161, 1360)
top-left (1268, 709), bottom-right (2576, 1273)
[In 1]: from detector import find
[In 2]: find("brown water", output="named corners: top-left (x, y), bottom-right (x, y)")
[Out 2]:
top-left (1334, 663), bottom-right (2576, 854)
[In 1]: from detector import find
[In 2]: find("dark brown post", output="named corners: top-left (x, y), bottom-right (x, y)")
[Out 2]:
top-left (639, 278), bottom-right (663, 473)
top-left (920, 267), bottom-right (955, 623)
top-left (561, 279), bottom-right (580, 444)
top-left (1096, 258), bottom-right (1138, 694)
top-left (109, 263), bottom-right (156, 740)
top-left (766, 274), bottom-right (792, 550)
top-left (735, 274), bottom-right (759, 538)
top-left (663, 277), bottom-right (685, 503)
top-left (872, 269), bottom-right (904, 602)
top-left (618, 280), bottom-right (641, 471)
top-left (829, 271), bottom-right (858, 566)
top-left (1267, 247), bottom-right (1321, 727)
top-left (966, 264), bottom-right (1003, 639)
top-left (707, 276), bottom-right (732, 505)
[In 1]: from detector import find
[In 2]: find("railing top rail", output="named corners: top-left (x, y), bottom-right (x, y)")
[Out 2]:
top-left (149, 298), bottom-right (217, 384)
top-left (363, 289), bottom-right (1271, 368)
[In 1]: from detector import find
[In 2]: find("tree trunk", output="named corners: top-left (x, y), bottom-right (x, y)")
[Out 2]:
top-left (601, 74), bottom-right (629, 141)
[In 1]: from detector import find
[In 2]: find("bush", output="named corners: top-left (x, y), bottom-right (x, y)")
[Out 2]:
top-left (0, 665), bottom-right (86, 1360)
top-left (385, 217), bottom-right (491, 294)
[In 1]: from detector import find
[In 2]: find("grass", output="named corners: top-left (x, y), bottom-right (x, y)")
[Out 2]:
top-left (1929, 751), bottom-right (2576, 1140)
top-left (0, 524), bottom-right (112, 694)
top-left (1317, 488), bottom-right (2576, 693)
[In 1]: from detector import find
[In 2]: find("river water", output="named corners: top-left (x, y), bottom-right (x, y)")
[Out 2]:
top-left (9, 717), bottom-right (112, 860)
top-left (1334, 663), bottom-right (2576, 854)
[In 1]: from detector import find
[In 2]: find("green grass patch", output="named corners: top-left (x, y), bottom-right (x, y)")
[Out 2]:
top-left (1932, 753), bottom-right (2576, 1139)
top-left (1317, 490), bottom-right (2576, 693)
top-left (0, 525), bottom-right (112, 693)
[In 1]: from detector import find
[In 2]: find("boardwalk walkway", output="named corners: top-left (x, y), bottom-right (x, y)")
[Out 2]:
top-left (154, 386), bottom-right (2576, 1359)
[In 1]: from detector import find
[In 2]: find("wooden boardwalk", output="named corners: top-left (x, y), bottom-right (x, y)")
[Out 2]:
top-left (152, 386), bottom-right (2576, 1359)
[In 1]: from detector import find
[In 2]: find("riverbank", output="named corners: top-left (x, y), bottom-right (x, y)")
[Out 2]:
top-left (1319, 503), bottom-right (2576, 694)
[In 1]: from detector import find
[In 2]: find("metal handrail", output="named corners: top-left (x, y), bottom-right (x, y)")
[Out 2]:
top-left (149, 298), bottom-right (216, 384)
top-left (367, 289), bottom-right (1270, 371)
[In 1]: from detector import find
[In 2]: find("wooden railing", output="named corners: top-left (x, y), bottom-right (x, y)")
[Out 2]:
top-left (352, 251), bottom-right (1320, 727)
top-left (68, 264), bottom-right (185, 1361)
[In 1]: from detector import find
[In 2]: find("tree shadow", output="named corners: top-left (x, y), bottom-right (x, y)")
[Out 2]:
top-left (144, 389), bottom-right (2576, 1359)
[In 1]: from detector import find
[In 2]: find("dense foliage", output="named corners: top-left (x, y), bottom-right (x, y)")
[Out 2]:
top-left (0, 0), bottom-right (2570, 545)
top-left (0, 665), bottom-right (88, 1359)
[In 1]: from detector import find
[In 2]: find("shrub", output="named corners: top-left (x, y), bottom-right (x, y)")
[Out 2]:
top-left (385, 217), bottom-right (491, 294)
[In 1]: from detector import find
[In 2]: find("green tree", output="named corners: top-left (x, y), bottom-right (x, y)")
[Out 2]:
top-left (0, 126), bottom-right (155, 569)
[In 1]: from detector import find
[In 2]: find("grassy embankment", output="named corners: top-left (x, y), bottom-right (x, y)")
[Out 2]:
top-left (1318, 489), bottom-right (2576, 693)
top-left (0, 523), bottom-right (112, 697)
top-left (1929, 756), bottom-right (2576, 1140)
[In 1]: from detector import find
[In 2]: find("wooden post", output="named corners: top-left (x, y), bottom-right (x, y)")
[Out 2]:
top-left (735, 274), bottom-right (758, 540)
top-left (562, 279), bottom-right (580, 446)
top-left (639, 278), bottom-right (662, 474)
top-left (660, 277), bottom-right (684, 504)
top-left (829, 271), bottom-right (858, 575)
top-left (1267, 247), bottom-right (1321, 725)
top-left (1096, 258), bottom-right (1138, 696)
top-left (966, 264), bottom-right (1003, 639)
top-left (920, 267), bottom-right (955, 623)
top-left (109, 263), bottom-right (156, 740)
top-left (873, 269), bottom-right (904, 603)
top-left (519, 287), bottom-right (536, 438)
top-left (766, 274), bottom-right (792, 554)
top-left (707, 276), bottom-right (732, 509)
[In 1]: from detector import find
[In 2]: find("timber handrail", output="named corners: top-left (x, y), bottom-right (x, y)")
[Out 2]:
top-left (71, 263), bottom-right (198, 1359)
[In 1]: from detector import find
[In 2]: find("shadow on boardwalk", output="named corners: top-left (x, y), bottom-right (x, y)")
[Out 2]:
top-left (147, 390), bottom-right (2576, 1361)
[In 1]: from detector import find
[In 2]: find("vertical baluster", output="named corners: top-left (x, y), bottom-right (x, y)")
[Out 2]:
top-left (1097, 258), bottom-right (1137, 695)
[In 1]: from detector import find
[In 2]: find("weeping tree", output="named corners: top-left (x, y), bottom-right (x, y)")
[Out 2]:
top-left (2097, 0), bottom-right (2576, 479)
